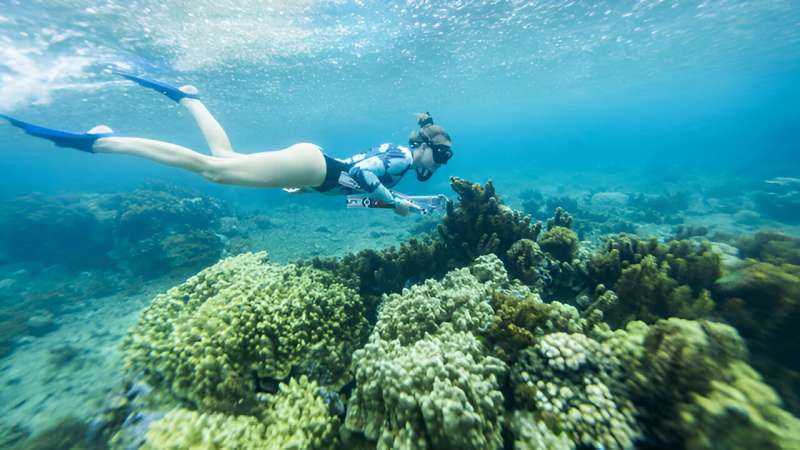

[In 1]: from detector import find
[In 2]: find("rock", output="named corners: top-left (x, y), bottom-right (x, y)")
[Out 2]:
top-left (734, 210), bottom-right (761, 225)
top-left (26, 310), bottom-right (59, 337)
top-left (590, 192), bottom-right (629, 212)
top-left (711, 242), bottom-right (744, 271)
top-left (218, 216), bottom-right (242, 235)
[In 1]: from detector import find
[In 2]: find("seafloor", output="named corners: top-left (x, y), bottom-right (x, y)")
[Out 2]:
top-left (0, 168), bottom-right (798, 450)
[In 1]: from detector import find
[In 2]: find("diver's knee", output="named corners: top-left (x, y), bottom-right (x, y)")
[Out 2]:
top-left (199, 160), bottom-right (230, 184)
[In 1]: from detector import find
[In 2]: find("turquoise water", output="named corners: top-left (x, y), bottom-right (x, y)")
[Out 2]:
top-left (1, 1), bottom-right (800, 449)
top-left (1, 0), bottom-right (799, 195)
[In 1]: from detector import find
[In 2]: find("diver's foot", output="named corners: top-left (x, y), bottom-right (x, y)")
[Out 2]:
top-left (179, 85), bottom-right (199, 96)
top-left (87, 125), bottom-right (114, 135)
top-left (0, 114), bottom-right (112, 153)
top-left (117, 72), bottom-right (200, 103)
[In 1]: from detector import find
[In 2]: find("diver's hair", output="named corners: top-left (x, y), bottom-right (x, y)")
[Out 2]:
top-left (409, 112), bottom-right (451, 148)
top-left (416, 112), bottom-right (434, 128)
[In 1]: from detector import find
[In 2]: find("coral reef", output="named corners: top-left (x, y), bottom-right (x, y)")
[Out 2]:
top-left (142, 376), bottom-right (338, 450)
top-left (438, 177), bottom-right (542, 271)
top-left (372, 254), bottom-right (506, 345)
top-left (715, 254), bottom-right (800, 414)
top-left (609, 254), bottom-right (715, 325)
top-left (98, 178), bottom-right (800, 450)
top-left (737, 231), bottom-right (800, 265)
top-left (123, 252), bottom-right (367, 414)
top-left (309, 236), bottom-right (449, 319)
top-left (512, 332), bottom-right (639, 450)
top-left (509, 411), bottom-right (574, 450)
top-left (309, 177), bottom-right (543, 315)
top-left (0, 193), bottom-right (113, 270)
top-left (628, 191), bottom-right (689, 224)
top-left (678, 362), bottom-right (800, 450)
top-left (104, 185), bottom-right (228, 278)
top-left (0, 184), bottom-right (233, 357)
top-left (605, 318), bottom-right (800, 449)
top-left (586, 235), bottom-right (720, 327)
top-left (346, 324), bottom-right (506, 450)
top-left (505, 239), bottom-right (546, 287)
top-left (546, 207), bottom-right (574, 230)
top-left (345, 255), bottom-right (511, 450)
top-left (755, 177), bottom-right (800, 224)
top-left (485, 290), bottom-right (587, 364)
top-left (0, 185), bottom-right (228, 277)
top-left (539, 226), bottom-right (578, 262)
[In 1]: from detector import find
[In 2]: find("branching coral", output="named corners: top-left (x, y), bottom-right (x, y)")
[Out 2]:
top-left (309, 178), bottom-right (546, 316)
top-left (123, 252), bottom-right (367, 414)
top-left (586, 235), bottom-right (720, 326)
top-left (438, 177), bottom-right (542, 272)
top-left (608, 254), bottom-right (715, 326)
top-left (539, 226), bottom-right (578, 262)
top-left (506, 239), bottom-right (546, 287)
top-left (546, 207), bottom-right (574, 230)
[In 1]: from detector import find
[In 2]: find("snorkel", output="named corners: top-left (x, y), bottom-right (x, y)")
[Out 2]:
top-left (409, 112), bottom-right (452, 181)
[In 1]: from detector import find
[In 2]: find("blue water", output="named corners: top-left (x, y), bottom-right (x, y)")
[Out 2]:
top-left (1, 0), bottom-right (799, 199)
top-left (1, 1), bottom-right (800, 448)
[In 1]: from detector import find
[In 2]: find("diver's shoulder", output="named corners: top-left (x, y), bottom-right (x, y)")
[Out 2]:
top-left (384, 143), bottom-right (412, 159)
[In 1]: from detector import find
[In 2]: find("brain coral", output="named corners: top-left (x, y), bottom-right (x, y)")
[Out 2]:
top-left (123, 252), bottom-right (367, 413)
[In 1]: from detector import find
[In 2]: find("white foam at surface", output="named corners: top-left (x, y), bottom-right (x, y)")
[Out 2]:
top-left (0, 0), bottom-right (797, 117)
top-left (0, 42), bottom-right (95, 111)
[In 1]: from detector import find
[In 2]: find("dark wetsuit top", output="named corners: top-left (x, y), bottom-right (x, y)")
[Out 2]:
top-left (314, 143), bottom-right (413, 205)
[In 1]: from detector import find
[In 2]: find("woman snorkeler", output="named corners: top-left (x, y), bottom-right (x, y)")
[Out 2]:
top-left (0, 73), bottom-right (453, 216)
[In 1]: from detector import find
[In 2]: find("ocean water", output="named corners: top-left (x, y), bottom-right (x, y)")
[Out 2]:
top-left (0, 1), bottom-right (799, 449)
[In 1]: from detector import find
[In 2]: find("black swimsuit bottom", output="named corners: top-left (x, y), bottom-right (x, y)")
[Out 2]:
top-left (314, 154), bottom-right (351, 193)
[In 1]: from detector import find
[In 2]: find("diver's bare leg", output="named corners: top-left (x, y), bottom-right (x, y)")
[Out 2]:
top-left (93, 137), bottom-right (327, 188)
top-left (178, 94), bottom-right (238, 158)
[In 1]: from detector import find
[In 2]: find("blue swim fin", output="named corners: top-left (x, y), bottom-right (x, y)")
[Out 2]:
top-left (116, 71), bottom-right (199, 103)
top-left (0, 114), bottom-right (112, 153)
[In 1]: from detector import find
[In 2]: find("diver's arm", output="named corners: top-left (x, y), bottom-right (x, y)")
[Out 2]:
top-left (348, 165), bottom-right (397, 204)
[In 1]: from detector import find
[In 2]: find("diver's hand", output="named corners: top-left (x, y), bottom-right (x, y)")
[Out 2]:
top-left (393, 198), bottom-right (417, 216)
